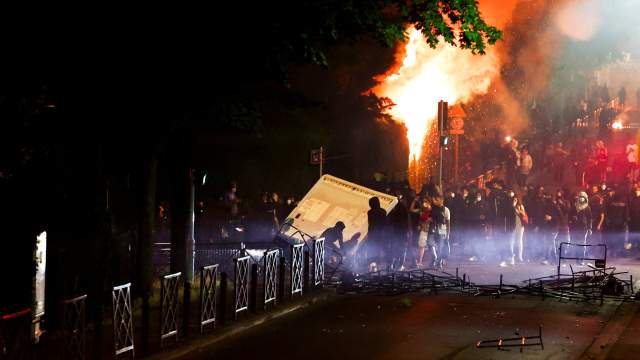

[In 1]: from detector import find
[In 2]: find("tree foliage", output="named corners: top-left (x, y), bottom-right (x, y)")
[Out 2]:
top-left (209, 0), bottom-right (503, 130)
top-left (238, 0), bottom-right (501, 83)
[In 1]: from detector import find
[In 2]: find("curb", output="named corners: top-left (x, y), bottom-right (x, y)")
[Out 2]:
top-left (579, 301), bottom-right (639, 360)
top-left (144, 290), bottom-right (336, 360)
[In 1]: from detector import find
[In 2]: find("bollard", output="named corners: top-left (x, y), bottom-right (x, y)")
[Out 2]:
top-left (249, 263), bottom-right (258, 313)
top-left (540, 280), bottom-right (544, 301)
top-left (183, 280), bottom-right (191, 337)
top-left (278, 256), bottom-right (286, 302)
top-left (630, 275), bottom-right (634, 293)
top-left (431, 274), bottom-right (438, 295)
top-left (219, 272), bottom-right (228, 325)
top-left (304, 250), bottom-right (310, 292)
top-left (391, 273), bottom-right (396, 291)
top-left (456, 268), bottom-right (459, 281)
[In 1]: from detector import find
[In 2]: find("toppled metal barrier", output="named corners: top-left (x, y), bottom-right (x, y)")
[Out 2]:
top-left (335, 265), bottom-right (636, 304)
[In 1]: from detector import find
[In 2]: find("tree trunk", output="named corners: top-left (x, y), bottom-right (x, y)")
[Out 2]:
top-left (138, 156), bottom-right (157, 355)
top-left (170, 162), bottom-right (195, 335)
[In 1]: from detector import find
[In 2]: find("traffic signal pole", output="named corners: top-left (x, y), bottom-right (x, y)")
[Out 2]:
top-left (438, 101), bottom-right (448, 189)
top-left (319, 146), bottom-right (323, 178)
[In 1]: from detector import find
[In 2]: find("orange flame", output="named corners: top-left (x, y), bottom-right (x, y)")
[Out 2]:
top-left (373, 27), bottom-right (500, 190)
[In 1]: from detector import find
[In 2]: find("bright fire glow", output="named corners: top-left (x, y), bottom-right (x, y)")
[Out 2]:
top-left (612, 120), bottom-right (623, 130)
top-left (373, 27), bottom-right (500, 190)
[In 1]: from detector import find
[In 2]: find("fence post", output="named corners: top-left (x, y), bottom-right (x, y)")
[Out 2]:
top-left (160, 272), bottom-right (181, 348)
top-left (313, 238), bottom-right (325, 287)
top-left (219, 272), bottom-right (228, 325)
top-left (278, 256), bottom-right (286, 302)
top-left (183, 280), bottom-right (191, 337)
top-left (303, 250), bottom-right (310, 292)
top-left (199, 264), bottom-right (218, 333)
top-left (112, 283), bottom-right (134, 359)
top-left (291, 244), bottom-right (304, 298)
top-left (62, 295), bottom-right (87, 360)
top-left (249, 263), bottom-right (258, 313)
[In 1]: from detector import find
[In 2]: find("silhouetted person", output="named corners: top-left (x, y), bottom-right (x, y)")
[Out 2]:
top-left (366, 196), bottom-right (388, 269)
top-left (629, 188), bottom-right (640, 252)
top-left (389, 194), bottom-right (410, 269)
top-left (604, 192), bottom-right (629, 257)
top-left (321, 221), bottom-right (345, 253)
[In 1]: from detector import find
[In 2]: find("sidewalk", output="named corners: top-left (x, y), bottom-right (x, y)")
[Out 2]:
top-left (596, 301), bottom-right (640, 359)
top-left (144, 289), bottom-right (337, 360)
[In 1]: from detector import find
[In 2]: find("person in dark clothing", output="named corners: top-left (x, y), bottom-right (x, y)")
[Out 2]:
top-left (604, 192), bottom-right (629, 257)
top-left (569, 192), bottom-right (593, 263)
top-left (366, 196), bottom-right (388, 269)
top-left (468, 191), bottom-right (489, 261)
top-left (321, 221), bottom-right (346, 252)
top-left (628, 187), bottom-right (640, 253)
top-left (445, 189), bottom-right (464, 249)
top-left (555, 189), bottom-right (572, 248)
top-left (539, 194), bottom-right (560, 263)
top-left (589, 185), bottom-right (605, 245)
top-left (522, 186), bottom-right (540, 257)
top-left (389, 195), bottom-right (410, 269)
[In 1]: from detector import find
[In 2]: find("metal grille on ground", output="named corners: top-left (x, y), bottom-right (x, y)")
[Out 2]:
top-left (336, 266), bottom-right (637, 303)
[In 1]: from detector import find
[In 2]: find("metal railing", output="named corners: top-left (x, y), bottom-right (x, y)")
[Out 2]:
top-left (160, 272), bottom-right (181, 347)
top-left (290, 244), bottom-right (304, 296)
top-left (15, 237), bottom-right (336, 358)
top-left (62, 295), bottom-right (87, 360)
top-left (557, 242), bottom-right (607, 279)
top-left (263, 250), bottom-right (279, 308)
top-left (199, 264), bottom-right (218, 333)
top-left (313, 238), bottom-right (325, 286)
top-left (112, 283), bottom-right (134, 359)
top-left (0, 308), bottom-right (32, 360)
top-left (233, 256), bottom-right (250, 319)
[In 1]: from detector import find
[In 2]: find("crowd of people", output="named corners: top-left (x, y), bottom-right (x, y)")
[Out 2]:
top-left (328, 133), bottom-right (640, 271)
top-left (190, 130), bottom-right (640, 272)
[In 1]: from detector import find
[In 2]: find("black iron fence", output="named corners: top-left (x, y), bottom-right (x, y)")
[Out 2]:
top-left (112, 283), bottom-right (134, 359)
top-left (61, 295), bottom-right (86, 360)
top-left (160, 272), bottom-right (181, 347)
top-left (0, 239), bottom-right (325, 360)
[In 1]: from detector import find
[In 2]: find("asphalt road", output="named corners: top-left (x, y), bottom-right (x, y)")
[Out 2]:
top-left (172, 256), bottom-right (640, 360)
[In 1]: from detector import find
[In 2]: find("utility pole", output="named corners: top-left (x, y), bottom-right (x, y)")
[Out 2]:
top-left (449, 104), bottom-right (466, 185)
top-left (437, 101), bottom-right (448, 189)
top-left (319, 146), bottom-right (324, 178)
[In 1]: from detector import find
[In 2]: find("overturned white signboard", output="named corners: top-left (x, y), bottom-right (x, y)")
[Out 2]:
top-left (281, 175), bottom-right (397, 248)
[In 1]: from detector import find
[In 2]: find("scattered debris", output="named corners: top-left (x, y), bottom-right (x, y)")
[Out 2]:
top-left (476, 325), bottom-right (544, 352)
top-left (333, 265), bottom-right (635, 304)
